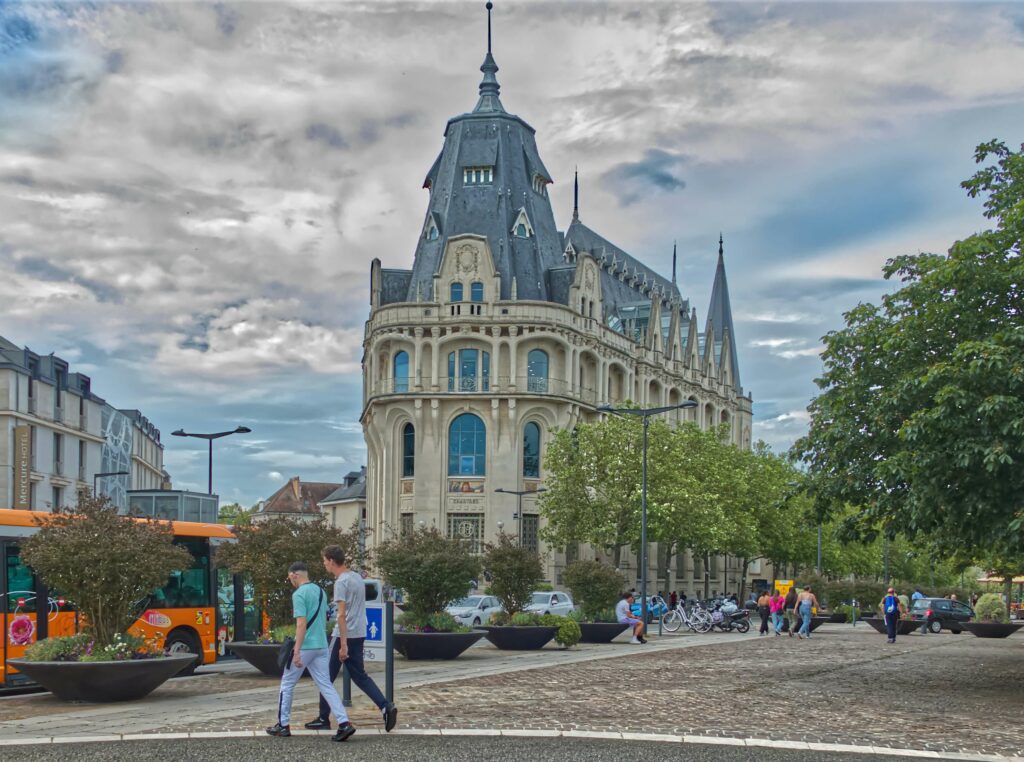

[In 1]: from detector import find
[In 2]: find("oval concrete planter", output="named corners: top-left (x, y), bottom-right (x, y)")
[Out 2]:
top-left (861, 617), bottom-right (918, 635)
top-left (393, 630), bottom-right (485, 660)
top-left (961, 622), bottom-right (1024, 639)
top-left (578, 623), bottom-right (630, 644)
top-left (7, 655), bottom-right (197, 702)
top-left (828, 612), bottom-right (848, 624)
top-left (481, 625), bottom-right (557, 650)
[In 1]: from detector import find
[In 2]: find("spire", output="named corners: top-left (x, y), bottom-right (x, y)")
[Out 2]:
top-left (671, 240), bottom-right (677, 284)
top-left (474, 2), bottom-right (505, 113)
top-left (572, 166), bottom-right (579, 222)
top-left (706, 234), bottom-right (740, 389)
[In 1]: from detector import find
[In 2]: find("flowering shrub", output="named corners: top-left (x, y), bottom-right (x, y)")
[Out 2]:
top-left (395, 611), bottom-right (470, 634)
top-left (23, 632), bottom-right (163, 662)
top-left (254, 624), bottom-right (296, 644)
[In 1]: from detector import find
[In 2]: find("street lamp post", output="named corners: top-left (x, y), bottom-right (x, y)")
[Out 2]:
top-left (171, 426), bottom-right (252, 495)
top-left (494, 487), bottom-right (547, 545)
top-left (597, 401), bottom-right (697, 627)
top-left (93, 470), bottom-right (129, 498)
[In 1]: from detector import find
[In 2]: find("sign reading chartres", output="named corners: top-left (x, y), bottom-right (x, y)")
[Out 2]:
top-left (13, 426), bottom-right (31, 509)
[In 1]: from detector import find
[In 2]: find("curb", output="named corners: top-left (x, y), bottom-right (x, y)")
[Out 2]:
top-left (0, 728), bottom-right (1018, 759)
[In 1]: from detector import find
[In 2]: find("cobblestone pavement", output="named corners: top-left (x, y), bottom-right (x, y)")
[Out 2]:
top-left (2, 626), bottom-right (1021, 757)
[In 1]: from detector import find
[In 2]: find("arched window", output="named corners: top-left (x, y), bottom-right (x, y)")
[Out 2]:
top-left (393, 351), bottom-right (409, 393)
top-left (447, 349), bottom-right (489, 392)
top-left (450, 282), bottom-right (463, 302)
top-left (470, 282), bottom-right (484, 302)
top-left (527, 349), bottom-right (548, 393)
top-left (523, 422), bottom-right (540, 478)
top-left (402, 423), bottom-right (415, 477)
top-left (448, 413), bottom-right (486, 476)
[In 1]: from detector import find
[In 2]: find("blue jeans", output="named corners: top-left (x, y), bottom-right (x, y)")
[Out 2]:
top-left (318, 636), bottom-right (388, 721)
top-left (771, 611), bottom-right (783, 633)
top-left (799, 603), bottom-right (812, 636)
top-left (885, 614), bottom-right (898, 641)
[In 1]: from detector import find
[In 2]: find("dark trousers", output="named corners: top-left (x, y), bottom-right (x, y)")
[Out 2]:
top-left (318, 636), bottom-right (387, 720)
top-left (758, 606), bottom-right (770, 634)
top-left (885, 614), bottom-right (898, 641)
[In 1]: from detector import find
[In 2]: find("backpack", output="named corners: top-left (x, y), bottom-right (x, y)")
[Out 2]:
top-left (884, 595), bottom-right (898, 616)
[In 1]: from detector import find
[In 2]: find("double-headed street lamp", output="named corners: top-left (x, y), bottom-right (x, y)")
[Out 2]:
top-left (171, 426), bottom-right (252, 495)
top-left (93, 470), bottom-right (129, 497)
top-left (494, 486), bottom-right (547, 545)
top-left (597, 401), bottom-right (697, 626)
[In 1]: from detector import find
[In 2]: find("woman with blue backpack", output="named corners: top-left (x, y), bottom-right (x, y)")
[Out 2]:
top-left (881, 587), bottom-right (906, 644)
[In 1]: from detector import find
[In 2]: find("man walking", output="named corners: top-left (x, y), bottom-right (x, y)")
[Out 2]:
top-left (266, 562), bottom-right (354, 742)
top-left (305, 545), bottom-right (397, 733)
top-left (912, 587), bottom-right (926, 633)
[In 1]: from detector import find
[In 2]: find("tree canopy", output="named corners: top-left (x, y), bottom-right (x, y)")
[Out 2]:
top-left (794, 139), bottom-right (1024, 557)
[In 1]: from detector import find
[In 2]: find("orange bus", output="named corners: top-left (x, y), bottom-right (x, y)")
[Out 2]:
top-left (0, 509), bottom-right (258, 688)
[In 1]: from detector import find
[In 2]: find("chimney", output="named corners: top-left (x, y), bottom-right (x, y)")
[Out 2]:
top-left (290, 477), bottom-right (301, 500)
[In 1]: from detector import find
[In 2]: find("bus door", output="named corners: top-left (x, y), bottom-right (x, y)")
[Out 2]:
top-left (2, 541), bottom-right (43, 685)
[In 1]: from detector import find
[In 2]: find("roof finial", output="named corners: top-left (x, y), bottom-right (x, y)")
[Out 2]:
top-left (572, 166), bottom-right (579, 222)
top-left (718, 232), bottom-right (724, 258)
top-left (474, 2), bottom-right (505, 113)
top-left (672, 240), bottom-right (677, 284)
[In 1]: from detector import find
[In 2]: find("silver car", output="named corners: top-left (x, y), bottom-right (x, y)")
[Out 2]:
top-left (524, 591), bottom-right (574, 617)
top-left (445, 595), bottom-right (503, 626)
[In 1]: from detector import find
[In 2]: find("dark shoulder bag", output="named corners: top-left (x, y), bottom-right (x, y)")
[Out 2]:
top-left (277, 585), bottom-right (326, 672)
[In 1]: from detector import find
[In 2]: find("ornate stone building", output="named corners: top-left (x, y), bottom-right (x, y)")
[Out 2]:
top-left (361, 11), bottom-right (754, 592)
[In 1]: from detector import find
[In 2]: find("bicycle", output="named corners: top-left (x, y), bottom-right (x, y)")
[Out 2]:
top-left (662, 602), bottom-right (712, 633)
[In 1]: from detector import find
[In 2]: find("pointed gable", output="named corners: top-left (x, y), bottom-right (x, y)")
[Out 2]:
top-left (706, 236), bottom-right (741, 389)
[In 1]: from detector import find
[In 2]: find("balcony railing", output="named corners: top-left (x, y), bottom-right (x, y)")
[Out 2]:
top-left (370, 375), bottom-right (600, 404)
top-left (27, 396), bottom-right (36, 414)
top-left (78, 465), bottom-right (86, 481)
top-left (54, 405), bottom-right (64, 424)
top-left (54, 460), bottom-right (64, 477)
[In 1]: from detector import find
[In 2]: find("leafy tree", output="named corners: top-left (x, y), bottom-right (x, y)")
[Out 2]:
top-left (561, 560), bottom-right (625, 622)
top-left (483, 533), bottom-right (543, 617)
top-left (218, 502), bottom-right (255, 526)
top-left (216, 516), bottom-right (361, 629)
top-left (21, 495), bottom-right (192, 648)
top-left (795, 139), bottom-right (1024, 556)
top-left (373, 527), bottom-right (480, 619)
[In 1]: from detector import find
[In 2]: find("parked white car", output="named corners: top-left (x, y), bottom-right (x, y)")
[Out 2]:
top-left (445, 595), bottom-right (504, 626)
top-left (524, 591), bottom-right (574, 617)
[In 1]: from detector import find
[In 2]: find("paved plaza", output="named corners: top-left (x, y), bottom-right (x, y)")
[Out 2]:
top-left (1, 625), bottom-right (1021, 759)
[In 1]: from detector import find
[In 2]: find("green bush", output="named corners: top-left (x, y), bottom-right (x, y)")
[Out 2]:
top-left (508, 611), bottom-right (537, 626)
top-left (562, 560), bottom-right (625, 623)
top-left (374, 527), bottom-right (480, 619)
top-left (539, 614), bottom-right (581, 648)
top-left (23, 632), bottom-right (155, 662)
top-left (483, 533), bottom-right (544, 617)
top-left (974, 593), bottom-right (1008, 623)
top-left (834, 603), bottom-right (861, 620)
top-left (396, 611), bottom-right (470, 633)
top-left (23, 634), bottom-right (93, 662)
top-left (535, 582), bottom-right (554, 592)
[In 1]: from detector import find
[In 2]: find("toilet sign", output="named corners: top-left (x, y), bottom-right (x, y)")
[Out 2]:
top-left (363, 602), bottom-right (389, 661)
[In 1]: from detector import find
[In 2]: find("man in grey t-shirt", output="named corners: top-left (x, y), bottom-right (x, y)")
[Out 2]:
top-left (304, 545), bottom-right (397, 733)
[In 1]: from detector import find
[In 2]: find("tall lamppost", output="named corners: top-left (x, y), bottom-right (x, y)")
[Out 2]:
top-left (494, 487), bottom-right (547, 545)
top-left (171, 426), bottom-right (252, 495)
top-left (597, 401), bottom-right (697, 626)
top-left (93, 470), bottom-right (129, 497)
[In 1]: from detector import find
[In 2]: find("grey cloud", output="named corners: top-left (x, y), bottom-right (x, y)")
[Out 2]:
top-left (602, 148), bottom-right (687, 206)
top-left (306, 122), bottom-right (348, 150)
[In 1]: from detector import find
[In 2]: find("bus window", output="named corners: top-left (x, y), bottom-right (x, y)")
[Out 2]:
top-left (156, 537), bottom-right (210, 608)
top-left (5, 546), bottom-right (36, 613)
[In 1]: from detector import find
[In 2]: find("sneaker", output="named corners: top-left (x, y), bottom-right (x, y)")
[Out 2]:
top-left (333, 722), bottom-right (356, 742)
top-left (266, 723), bottom-right (291, 737)
top-left (304, 717), bottom-right (330, 731)
top-left (639, 636), bottom-right (647, 644)
top-left (630, 637), bottom-right (642, 644)
top-left (382, 703), bottom-right (398, 733)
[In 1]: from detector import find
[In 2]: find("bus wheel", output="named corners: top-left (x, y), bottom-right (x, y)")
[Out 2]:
top-left (165, 629), bottom-right (201, 676)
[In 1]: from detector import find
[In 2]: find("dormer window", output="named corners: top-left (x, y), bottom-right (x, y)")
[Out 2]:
top-left (511, 207), bottom-right (533, 239)
top-left (425, 217), bottom-right (439, 241)
top-left (532, 174), bottom-right (548, 196)
top-left (463, 166), bottom-right (493, 185)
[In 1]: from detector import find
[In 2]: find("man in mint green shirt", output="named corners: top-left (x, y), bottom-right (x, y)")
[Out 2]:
top-left (266, 562), bottom-right (355, 742)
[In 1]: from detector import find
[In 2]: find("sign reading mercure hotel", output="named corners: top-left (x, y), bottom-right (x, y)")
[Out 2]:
top-left (12, 426), bottom-right (31, 509)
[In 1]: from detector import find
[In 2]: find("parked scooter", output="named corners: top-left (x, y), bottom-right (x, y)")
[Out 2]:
top-left (710, 600), bottom-right (751, 633)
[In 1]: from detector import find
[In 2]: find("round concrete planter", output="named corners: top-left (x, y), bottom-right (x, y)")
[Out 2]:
top-left (392, 630), bottom-right (486, 660)
top-left (578, 623), bottom-right (630, 644)
top-left (6, 655), bottom-right (197, 703)
top-left (828, 612), bottom-right (848, 624)
top-left (227, 642), bottom-right (290, 677)
top-left (861, 617), bottom-right (918, 635)
top-left (961, 622), bottom-right (1024, 639)
top-left (481, 625), bottom-right (556, 650)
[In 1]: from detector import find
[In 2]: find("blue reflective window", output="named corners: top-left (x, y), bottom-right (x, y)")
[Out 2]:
top-left (393, 351), bottom-right (409, 393)
top-left (527, 349), bottom-right (548, 393)
top-left (450, 282), bottom-right (463, 302)
top-left (402, 423), bottom-right (415, 477)
top-left (470, 282), bottom-right (484, 302)
top-left (523, 422), bottom-right (541, 478)
top-left (448, 413), bottom-right (486, 476)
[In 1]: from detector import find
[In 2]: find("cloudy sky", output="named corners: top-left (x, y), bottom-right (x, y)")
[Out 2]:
top-left (2, 1), bottom-right (1024, 506)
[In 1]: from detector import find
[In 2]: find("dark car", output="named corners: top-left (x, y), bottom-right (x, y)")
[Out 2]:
top-left (910, 597), bottom-right (973, 633)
